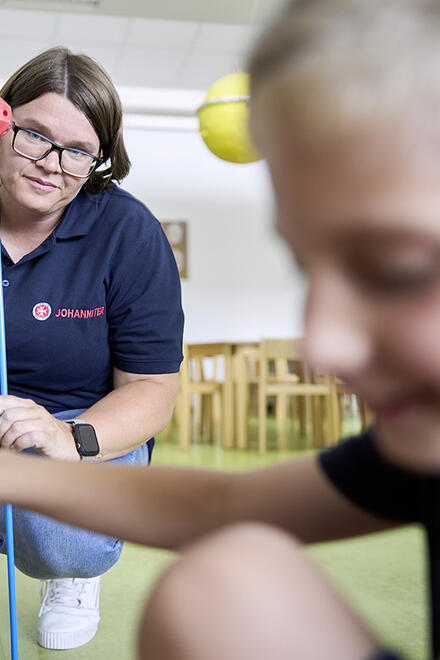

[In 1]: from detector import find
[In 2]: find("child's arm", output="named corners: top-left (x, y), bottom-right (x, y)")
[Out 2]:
top-left (0, 450), bottom-right (394, 551)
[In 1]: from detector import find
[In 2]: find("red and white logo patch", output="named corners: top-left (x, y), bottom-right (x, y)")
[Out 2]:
top-left (33, 302), bottom-right (52, 321)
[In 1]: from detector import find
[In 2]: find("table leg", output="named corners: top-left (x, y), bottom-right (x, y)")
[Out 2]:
top-left (222, 346), bottom-right (234, 448)
top-left (235, 348), bottom-right (249, 449)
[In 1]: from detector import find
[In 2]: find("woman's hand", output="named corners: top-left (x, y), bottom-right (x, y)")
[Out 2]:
top-left (0, 396), bottom-right (79, 461)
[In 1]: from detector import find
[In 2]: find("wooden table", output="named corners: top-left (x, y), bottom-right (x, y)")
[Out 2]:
top-left (185, 341), bottom-right (259, 449)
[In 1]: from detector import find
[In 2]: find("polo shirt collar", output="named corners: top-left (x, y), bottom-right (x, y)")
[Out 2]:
top-left (54, 189), bottom-right (101, 240)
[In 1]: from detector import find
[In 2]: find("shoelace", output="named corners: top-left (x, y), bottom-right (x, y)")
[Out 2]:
top-left (40, 579), bottom-right (89, 609)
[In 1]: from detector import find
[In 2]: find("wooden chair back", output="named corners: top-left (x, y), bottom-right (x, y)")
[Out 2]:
top-left (256, 338), bottom-right (338, 453)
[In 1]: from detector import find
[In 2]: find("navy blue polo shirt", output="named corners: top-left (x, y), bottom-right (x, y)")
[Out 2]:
top-left (2, 186), bottom-right (184, 413)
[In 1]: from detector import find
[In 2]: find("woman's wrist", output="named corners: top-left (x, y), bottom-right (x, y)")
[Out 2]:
top-left (54, 420), bottom-right (82, 462)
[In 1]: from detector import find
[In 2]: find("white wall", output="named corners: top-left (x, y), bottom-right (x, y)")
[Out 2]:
top-left (122, 122), bottom-right (306, 342)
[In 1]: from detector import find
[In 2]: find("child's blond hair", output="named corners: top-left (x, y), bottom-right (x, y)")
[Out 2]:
top-left (249, 0), bottom-right (440, 149)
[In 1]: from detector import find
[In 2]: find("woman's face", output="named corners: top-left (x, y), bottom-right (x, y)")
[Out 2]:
top-left (0, 92), bottom-right (100, 222)
top-left (266, 124), bottom-right (440, 471)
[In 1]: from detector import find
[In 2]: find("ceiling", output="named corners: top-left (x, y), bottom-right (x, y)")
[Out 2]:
top-left (0, 0), bottom-right (285, 93)
top-left (1, 0), bottom-right (283, 23)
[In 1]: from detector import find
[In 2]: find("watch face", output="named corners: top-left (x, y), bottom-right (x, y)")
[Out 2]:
top-left (76, 424), bottom-right (100, 456)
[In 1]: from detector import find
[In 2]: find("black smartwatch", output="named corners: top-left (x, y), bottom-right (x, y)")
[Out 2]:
top-left (65, 419), bottom-right (101, 462)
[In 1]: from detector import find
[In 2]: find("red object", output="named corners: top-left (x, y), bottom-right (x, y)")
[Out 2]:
top-left (0, 98), bottom-right (12, 138)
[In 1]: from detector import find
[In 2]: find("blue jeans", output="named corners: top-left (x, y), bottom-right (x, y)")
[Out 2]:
top-left (0, 409), bottom-right (151, 579)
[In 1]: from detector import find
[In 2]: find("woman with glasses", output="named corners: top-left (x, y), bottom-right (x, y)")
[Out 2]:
top-left (0, 47), bottom-right (183, 650)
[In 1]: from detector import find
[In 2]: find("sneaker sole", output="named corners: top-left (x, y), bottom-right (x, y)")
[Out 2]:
top-left (38, 623), bottom-right (99, 650)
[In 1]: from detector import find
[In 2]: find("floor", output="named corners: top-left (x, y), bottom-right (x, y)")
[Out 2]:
top-left (0, 424), bottom-right (428, 659)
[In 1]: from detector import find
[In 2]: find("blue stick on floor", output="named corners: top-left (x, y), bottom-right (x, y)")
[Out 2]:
top-left (0, 252), bottom-right (19, 660)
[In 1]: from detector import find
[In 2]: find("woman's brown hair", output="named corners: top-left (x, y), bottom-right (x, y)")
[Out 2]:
top-left (0, 46), bottom-right (130, 193)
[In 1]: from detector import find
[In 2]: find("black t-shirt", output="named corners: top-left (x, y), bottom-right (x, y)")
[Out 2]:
top-left (318, 430), bottom-right (440, 659)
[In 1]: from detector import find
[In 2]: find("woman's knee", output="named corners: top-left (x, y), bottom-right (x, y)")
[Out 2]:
top-left (9, 508), bottom-right (123, 579)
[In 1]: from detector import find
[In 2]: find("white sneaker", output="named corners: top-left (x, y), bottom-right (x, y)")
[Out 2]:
top-left (38, 576), bottom-right (101, 650)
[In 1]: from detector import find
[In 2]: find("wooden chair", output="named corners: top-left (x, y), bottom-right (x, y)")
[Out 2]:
top-left (235, 343), bottom-right (297, 450)
top-left (261, 338), bottom-right (340, 453)
top-left (175, 343), bottom-right (224, 450)
top-left (236, 338), bottom-right (339, 453)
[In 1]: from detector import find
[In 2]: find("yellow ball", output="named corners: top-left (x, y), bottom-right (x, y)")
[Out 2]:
top-left (197, 72), bottom-right (261, 164)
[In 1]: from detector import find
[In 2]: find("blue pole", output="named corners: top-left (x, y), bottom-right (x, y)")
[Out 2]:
top-left (0, 251), bottom-right (18, 660)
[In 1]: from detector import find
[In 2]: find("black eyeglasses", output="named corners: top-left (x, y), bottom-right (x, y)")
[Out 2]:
top-left (11, 122), bottom-right (103, 178)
